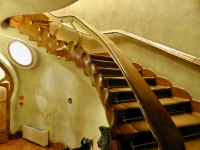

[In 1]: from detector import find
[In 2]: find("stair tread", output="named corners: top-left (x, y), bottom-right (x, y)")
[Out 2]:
top-left (89, 53), bottom-right (113, 61)
top-left (104, 76), bottom-right (155, 80)
top-left (135, 138), bottom-right (200, 150)
top-left (109, 86), bottom-right (171, 92)
top-left (112, 97), bottom-right (190, 110)
top-left (184, 135), bottom-right (200, 150)
top-left (139, 135), bottom-right (200, 150)
top-left (115, 123), bottom-right (138, 135)
top-left (91, 59), bottom-right (116, 63)
top-left (150, 85), bottom-right (171, 90)
top-left (98, 67), bottom-right (141, 72)
top-left (130, 112), bottom-right (200, 132)
top-left (91, 59), bottom-right (118, 68)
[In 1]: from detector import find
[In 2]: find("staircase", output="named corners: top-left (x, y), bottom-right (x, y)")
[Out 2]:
top-left (88, 53), bottom-right (200, 150)
top-left (8, 14), bottom-right (200, 150)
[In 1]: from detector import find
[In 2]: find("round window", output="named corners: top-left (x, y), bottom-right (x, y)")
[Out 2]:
top-left (8, 41), bottom-right (33, 66)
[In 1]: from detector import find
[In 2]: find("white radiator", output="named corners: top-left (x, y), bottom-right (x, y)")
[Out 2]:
top-left (23, 124), bottom-right (48, 146)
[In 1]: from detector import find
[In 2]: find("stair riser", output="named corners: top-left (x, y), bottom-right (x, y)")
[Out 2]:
top-left (116, 132), bottom-right (156, 148)
top-left (179, 125), bottom-right (200, 137)
top-left (90, 55), bottom-right (114, 61)
top-left (91, 60), bottom-right (119, 68)
top-left (109, 89), bottom-right (171, 103)
top-left (103, 78), bottom-right (156, 88)
top-left (97, 69), bottom-right (123, 76)
top-left (153, 89), bottom-right (171, 98)
top-left (97, 69), bottom-right (142, 76)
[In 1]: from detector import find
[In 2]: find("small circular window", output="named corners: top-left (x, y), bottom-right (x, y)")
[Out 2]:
top-left (8, 41), bottom-right (33, 66)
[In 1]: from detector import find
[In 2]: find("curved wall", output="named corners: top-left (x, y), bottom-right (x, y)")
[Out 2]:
top-left (52, 0), bottom-right (200, 57)
top-left (0, 22), bottom-right (108, 149)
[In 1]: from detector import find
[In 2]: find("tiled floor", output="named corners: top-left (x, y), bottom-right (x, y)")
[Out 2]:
top-left (0, 138), bottom-right (57, 150)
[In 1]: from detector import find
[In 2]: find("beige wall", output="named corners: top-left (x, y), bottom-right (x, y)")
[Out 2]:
top-left (0, 22), bottom-right (108, 149)
top-left (52, 0), bottom-right (200, 57)
top-left (51, 0), bottom-right (200, 100)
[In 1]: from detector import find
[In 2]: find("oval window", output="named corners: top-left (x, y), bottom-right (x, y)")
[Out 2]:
top-left (9, 41), bottom-right (33, 66)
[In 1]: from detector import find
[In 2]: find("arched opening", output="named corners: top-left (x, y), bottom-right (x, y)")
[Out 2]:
top-left (0, 62), bottom-right (13, 143)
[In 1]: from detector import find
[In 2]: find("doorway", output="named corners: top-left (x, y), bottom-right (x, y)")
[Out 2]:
top-left (0, 63), bottom-right (13, 143)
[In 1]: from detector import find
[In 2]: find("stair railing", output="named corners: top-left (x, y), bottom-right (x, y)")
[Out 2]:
top-left (8, 14), bottom-right (185, 149)
top-left (48, 12), bottom-right (200, 66)
top-left (103, 30), bottom-right (200, 66)
top-left (47, 14), bottom-right (185, 150)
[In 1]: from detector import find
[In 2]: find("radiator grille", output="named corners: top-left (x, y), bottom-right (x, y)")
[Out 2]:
top-left (22, 124), bottom-right (48, 146)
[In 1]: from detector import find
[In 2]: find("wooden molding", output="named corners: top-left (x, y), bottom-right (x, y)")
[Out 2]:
top-left (191, 99), bottom-right (200, 114)
top-left (9, 131), bottom-right (22, 140)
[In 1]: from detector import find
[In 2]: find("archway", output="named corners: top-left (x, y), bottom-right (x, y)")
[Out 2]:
top-left (0, 62), bottom-right (13, 143)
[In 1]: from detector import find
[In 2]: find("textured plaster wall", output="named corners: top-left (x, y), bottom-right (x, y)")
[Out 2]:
top-left (51, 0), bottom-right (200, 100)
top-left (52, 0), bottom-right (200, 57)
top-left (0, 23), bottom-right (108, 149)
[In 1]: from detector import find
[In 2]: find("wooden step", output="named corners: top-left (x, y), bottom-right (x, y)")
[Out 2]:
top-left (112, 98), bottom-right (191, 123)
top-left (89, 53), bottom-right (114, 61)
top-left (131, 134), bottom-right (200, 150)
top-left (91, 60), bottom-right (142, 70)
top-left (131, 113), bottom-right (200, 144)
top-left (107, 86), bottom-right (171, 104)
top-left (114, 112), bottom-right (200, 149)
top-left (96, 67), bottom-right (142, 77)
top-left (150, 86), bottom-right (171, 98)
top-left (102, 76), bottom-right (155, 88)
top-left (113, 123), bottom-right (155, 148)
top-left (91, 59), bottom-right (118, 68)
top-left (96, 67), bottom-right (124, 76)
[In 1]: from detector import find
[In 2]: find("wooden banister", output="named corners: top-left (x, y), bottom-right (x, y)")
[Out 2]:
top-left (8, 14), bottom-right (185, 150)
top-left (48, 12), bottom-right (200, 66)
top-left (103, 30), bottom-right (200, 66)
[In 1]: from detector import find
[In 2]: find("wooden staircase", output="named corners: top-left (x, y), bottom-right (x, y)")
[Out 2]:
top-left (8, 15), bottom-right (200, 150)
top-left (86, 53), bottom-right (200, 150)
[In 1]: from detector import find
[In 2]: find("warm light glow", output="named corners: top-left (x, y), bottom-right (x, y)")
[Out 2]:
top-left (9, 41), bottom-right (33, 66)
top-left (0, 68), bottom-right (5, 80)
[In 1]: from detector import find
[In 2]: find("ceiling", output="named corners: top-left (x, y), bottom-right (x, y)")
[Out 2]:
top-left (0, 0), bottom-right (78, 22)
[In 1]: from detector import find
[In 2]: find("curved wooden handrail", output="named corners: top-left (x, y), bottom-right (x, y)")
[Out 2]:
top-left (103, 30), bottom-right (200, 66)
top-left (41, 14), bottom-right (186, 150)
top-left (9, 14), bottom-right (185, 150)
top-left (49, 12), bottom-right (200, 66)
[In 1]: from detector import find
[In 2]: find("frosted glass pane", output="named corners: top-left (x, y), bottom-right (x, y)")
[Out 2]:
top-left (0, 102), bottom-right (6, 129)
top-left (0, 87), bottom-right (6, 100)
top-left (9, 41), bottom-right (33, 66)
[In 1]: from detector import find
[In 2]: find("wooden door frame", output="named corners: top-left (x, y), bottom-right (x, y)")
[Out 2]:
top-left (0, 62), bottom-right (13, 142)
top-left (0, 83), bottom-right (10, 143)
